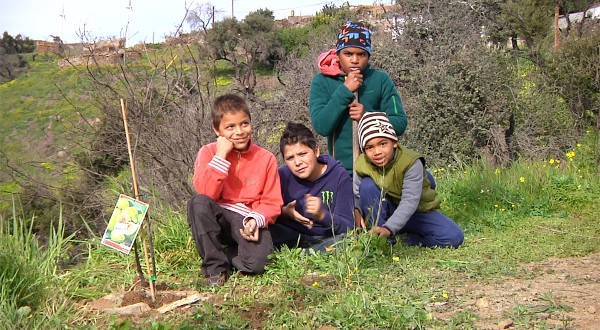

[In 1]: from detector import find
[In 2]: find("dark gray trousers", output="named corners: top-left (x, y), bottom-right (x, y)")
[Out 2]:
top-left (187, 194), bottom-right (273, 275)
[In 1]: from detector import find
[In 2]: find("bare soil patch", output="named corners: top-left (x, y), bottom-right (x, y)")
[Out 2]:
top-left (435, 253), bottom-right (600, 329)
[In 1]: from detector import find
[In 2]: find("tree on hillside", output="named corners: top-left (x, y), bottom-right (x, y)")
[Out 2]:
top-left (200, 9), bottom-right (284, 95)
top-left (497, 0), bottom-right (555, 49)
top-left (0, 32), bottom-right (35, 83)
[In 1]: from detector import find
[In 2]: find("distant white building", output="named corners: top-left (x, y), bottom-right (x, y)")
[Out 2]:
top-left (558, 2), bottom-right (600, 29)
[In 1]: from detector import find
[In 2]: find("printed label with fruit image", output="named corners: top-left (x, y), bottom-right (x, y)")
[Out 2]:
top-left (101, 194), bottom-right (149, 254)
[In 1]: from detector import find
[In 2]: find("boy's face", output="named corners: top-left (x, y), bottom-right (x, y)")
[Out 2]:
top-left (212, 111), bottom-right (252, 151)
top-left (363, 137), bottom-right (397, 168)
top-left (283, 142), bottom-right (321, 182)
top-left (336, 47), bottom-right (369, 74)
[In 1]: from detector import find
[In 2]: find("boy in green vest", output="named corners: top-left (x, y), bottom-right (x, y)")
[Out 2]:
top-left (354, 112), bottom-right (464, 248)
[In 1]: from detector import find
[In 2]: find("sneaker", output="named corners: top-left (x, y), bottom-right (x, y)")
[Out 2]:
top-left (204, 272), bottom-right (228, 286)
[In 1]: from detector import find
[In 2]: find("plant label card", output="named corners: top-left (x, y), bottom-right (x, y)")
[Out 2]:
top-left (101, 194), bottom-right (149, 254)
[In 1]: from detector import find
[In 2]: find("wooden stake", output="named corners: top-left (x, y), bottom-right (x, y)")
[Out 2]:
top-left (352, 91), bottom-right (360, 178)
top-left (120, 98), bottom-right (156, 301)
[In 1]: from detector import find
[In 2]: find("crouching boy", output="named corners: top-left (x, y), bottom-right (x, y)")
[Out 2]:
top-left (187, 94), bottom-right (283, 286)
top-left (269, 123), bottom-right (354, 253)
top-left (354, 112), bottom-right (464, 248)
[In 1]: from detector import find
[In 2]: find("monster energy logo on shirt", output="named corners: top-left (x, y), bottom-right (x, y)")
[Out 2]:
top-left (321, 190), bottom-right (334, 206)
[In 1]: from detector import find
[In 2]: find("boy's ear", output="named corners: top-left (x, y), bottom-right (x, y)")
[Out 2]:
top-left (315, 146), bottom-right (320, 157)
top-left (212, 126), bottom-right (220, 137)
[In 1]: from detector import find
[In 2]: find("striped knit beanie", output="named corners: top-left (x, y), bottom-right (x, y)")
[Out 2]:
top-left (358, 112), bottom-right (398, 151)
top-left (336, 21), bottom-right (372, 55)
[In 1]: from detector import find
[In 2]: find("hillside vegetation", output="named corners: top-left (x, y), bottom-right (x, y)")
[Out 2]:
top-left (1, 1), bottom-right (599, 328)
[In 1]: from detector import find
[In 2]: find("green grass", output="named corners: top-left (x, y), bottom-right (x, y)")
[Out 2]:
top-left (0, 56), bottom-right (95, 153)
top-left (1, 134), bottom-right (599, 329)
top-left (20, 134), bottom-right (592, 329)
top-left (0, 204), bottom-right (76, 329)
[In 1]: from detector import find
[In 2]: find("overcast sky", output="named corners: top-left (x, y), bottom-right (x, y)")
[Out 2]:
top-left (1, 0), bottom-right (385, 45)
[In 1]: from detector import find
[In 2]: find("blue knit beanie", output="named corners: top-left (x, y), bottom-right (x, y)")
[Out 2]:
top-left (335, 21), bottom-right (372, 55)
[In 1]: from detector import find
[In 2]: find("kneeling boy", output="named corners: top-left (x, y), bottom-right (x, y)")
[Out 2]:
top-left (354, 112), bottom-right (464, 248)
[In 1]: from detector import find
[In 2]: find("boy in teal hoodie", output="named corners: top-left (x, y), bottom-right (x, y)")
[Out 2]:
top-left (309, 21), bottom-right (407, 175)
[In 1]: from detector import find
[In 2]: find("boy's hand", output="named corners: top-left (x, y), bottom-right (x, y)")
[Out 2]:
top-left (282, 200), bottom-right (313, 229)
top-left (344, 69), bottom-right (363, 93)
top-left (240, 218), bottom-right (260, 241)
top-left (369, 226), bottom-right (392, 238)
top-left (348, 99), bottom-right (364, 121)
top-left (354, 208), bottom-right (366, 230)
top-left (215, 135), bottom-right (234, 158)
top-left (304, 194), bottom-right (325, 222)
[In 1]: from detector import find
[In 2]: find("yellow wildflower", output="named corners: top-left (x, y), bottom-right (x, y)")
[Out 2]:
top-left (392, 256), bottom-right (400, 262)
top-left (519, 176), bottom-right (525, 183)
top-left (442, 290), bottom-right (448, 299)
top-left (312, 281), bottom-right (319, 287)
top-left (549, 158), bottom-right (555, 165)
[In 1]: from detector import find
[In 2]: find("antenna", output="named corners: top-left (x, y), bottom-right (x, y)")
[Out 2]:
top-left (59, 4), bottom-right (66, 41)
top-left (125, 0), bottom-right (133, 45)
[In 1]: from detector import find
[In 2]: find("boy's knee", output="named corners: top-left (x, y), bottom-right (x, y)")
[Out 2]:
top-left (232, 255), bottom-right (270, 274)
top-left (449, 230), bottom-right (465, 248)
top-left (439, 230), bottom-right (464, 249)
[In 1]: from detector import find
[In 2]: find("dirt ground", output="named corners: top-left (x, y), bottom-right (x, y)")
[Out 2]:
top-left (435, 252), bottom-right (600, 329)
top-left (82, 253), bottom-right (600, 329)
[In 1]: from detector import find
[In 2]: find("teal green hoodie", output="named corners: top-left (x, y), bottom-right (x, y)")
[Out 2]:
top-left (309, 64), bottom-right (407, 174)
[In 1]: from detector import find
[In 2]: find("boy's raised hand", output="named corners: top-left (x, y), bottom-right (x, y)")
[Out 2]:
top-left (240, 218), bottom-right (260, 241)
top-left (344, 68), bottom-right (363, 93)
top-left (282, 200), bottom-right (313, 229)
top-left (215, 135), bottom-right (234, 158)
top-left (304, 194), bottom-right (325, 222)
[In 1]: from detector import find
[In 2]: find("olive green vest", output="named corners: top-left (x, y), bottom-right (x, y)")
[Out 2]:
top-left (355, 145), bottom-right (440, 212)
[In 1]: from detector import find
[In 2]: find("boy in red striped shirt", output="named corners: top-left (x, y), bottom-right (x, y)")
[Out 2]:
top-left (187, 94), bottom-right (283, 286)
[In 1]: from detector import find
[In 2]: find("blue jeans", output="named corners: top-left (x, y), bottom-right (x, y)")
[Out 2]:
top-left (358, 176), bottom-right (464, 248)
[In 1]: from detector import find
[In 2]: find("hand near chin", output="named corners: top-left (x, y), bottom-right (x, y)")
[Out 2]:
top-left (215, 136), bottom-right (234, 158)
top-left (345, 69), bottom-right (363, 93)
